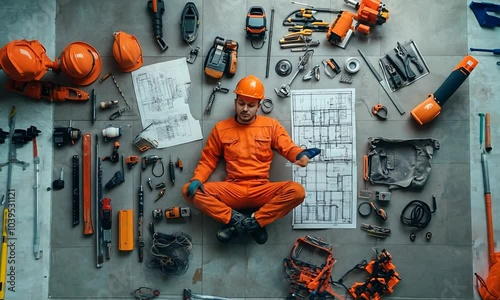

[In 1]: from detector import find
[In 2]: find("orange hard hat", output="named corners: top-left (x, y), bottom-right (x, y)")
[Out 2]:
top-left (112, 31), bottom-right (143, 72)
top-left (58, 41), bottom-right (102, 86)
top-left (233, 75), bottom-right (265, 101)
top-left (0, 39), bottom-right (55, 82)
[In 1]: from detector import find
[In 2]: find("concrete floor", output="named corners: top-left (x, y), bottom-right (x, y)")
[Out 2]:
top-left (0, 0), bottom-right (498, 299)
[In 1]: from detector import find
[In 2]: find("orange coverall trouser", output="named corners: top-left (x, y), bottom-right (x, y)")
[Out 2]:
top-left (182, 180), bottom-right (305, 227)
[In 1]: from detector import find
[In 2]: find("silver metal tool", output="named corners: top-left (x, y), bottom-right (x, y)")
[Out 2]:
top-left (33, 137), bottom-right (42, 260)
top-left (358, 49), bottom-right (406, 115)
top-left (275, 49), bottom-right (314, 98)
top-left (183, 288), bottom-right (229, 300)
top-left (96, 135), bottom-right (104, 268)
top-left (205, 82), bottom-right (229, 115)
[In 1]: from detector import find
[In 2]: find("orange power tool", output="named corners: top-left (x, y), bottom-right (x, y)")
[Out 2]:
top-left (411, 55), bottom-right (478, 125)
top-left (6, 80), bottom-right (89, 102)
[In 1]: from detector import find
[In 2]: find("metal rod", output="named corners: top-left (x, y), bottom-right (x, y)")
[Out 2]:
top-left (96, 135), bottom-right (103, 268)
top-left (358, 49), bottom-right (406, 115)
top-left (33, 137), bottom-right (42, 259)
top-left (265, 6), bottom-right (275, 78)
top-left (481, 151), bottom-right (496, 268)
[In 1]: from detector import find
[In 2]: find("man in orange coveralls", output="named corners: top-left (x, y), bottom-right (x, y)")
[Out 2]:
top-left (182, 75), bottom-right (320, 244)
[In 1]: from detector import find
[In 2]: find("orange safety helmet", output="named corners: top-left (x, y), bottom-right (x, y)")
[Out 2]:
top-left (58, 41), bottom-right (102, 86)
top-left (0, 39), bottom-right (56, 82)
top-left (233, 75), bottom-right (265, 101)
top-left (112, 31), bottom-right (143, 72)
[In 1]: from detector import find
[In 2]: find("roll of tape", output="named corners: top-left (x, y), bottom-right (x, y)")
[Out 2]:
top-left (261, 98), bottom-right (274, 114)
top-left (345, 57), bottom-right (361, 74)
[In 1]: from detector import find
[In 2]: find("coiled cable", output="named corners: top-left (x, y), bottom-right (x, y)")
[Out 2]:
top-left (400, 196), bottom-right (437, 232)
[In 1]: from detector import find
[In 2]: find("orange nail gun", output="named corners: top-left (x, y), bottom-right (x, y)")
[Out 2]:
top-left (327, 0), bottom-right (389, 48)
top-left (5, 79), bottom-right (89, 102)
top-left (411, 55), bottom-right (478, 125)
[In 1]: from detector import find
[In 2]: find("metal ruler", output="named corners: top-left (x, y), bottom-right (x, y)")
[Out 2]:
top-left (72, 155), bottom-right (80, 226)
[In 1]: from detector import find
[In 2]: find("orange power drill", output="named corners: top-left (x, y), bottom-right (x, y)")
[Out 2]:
top-left (411, 55), bottom-right (478, 125)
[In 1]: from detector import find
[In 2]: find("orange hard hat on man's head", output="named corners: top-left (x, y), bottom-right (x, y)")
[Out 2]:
top-left (112, 31), bottom-right (143, 72)
top-left (0, 39), bottom-right (55, 82)
top-left (58, 41), bottom-right (102, 86)
top-left (234, 75), bottom-right (265, 101)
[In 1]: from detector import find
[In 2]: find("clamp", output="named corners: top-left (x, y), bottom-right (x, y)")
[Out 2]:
top-left (372, 104), bottom-right (388, 120)
top-left (204, 82), bottom-right (229, 115)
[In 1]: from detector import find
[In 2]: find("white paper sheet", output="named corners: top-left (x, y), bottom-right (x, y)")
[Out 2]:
top-left (131, 58), bottom-right (203, 148)
top-left (291, 89), bottom-right (357, 229)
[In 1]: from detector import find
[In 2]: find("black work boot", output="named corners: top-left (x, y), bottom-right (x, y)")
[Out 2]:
top-left (241, 217), bottom-right (268, 245)
top-left (216, 210), bottom-right (246, 243)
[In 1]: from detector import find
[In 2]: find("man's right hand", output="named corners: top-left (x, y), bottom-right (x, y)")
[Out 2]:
top-left (186, 180), bottom-right (206, 199)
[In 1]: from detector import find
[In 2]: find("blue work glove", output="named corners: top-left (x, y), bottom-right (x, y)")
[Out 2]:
top-left (186, 180), bottom-right (206, 199)
top-left (296, 148), bottom-right (321, 160)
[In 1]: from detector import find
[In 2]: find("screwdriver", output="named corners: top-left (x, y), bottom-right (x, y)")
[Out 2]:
top-left (168, 154), bottom-right (175, 185)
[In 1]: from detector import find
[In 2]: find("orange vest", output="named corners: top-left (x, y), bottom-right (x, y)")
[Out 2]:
top-left (192, 116), bottom-right (303, 182)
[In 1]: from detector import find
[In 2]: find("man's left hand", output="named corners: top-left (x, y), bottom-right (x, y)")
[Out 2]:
top-left (295, 148), bottom-right (321, 167)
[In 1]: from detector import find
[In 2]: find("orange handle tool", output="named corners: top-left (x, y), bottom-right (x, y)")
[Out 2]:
top-left (82, 134), bottom-right (94, 235)
top-left (485, 113), bottom-right (492, 152)
top-left (481, 152), bottom-right (496, 267)
top-left (411, 55), bottom-right (478, 125)
top-left (363, 155), bottom-right (368, 182)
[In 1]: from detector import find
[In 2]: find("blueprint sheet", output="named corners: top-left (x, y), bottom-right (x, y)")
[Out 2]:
top-left (291, 89), bottom-right (357, 229)
top-left (131, 58), bottom-right (203, 148)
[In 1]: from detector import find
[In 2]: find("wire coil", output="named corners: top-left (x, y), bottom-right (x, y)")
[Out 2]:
top-left (147, 231), bottom-right (193, 276)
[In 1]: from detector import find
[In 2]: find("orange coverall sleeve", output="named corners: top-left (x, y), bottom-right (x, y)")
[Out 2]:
top-left (191, 126), bottom-right (221, 183)
top-left (270, 119), bottom-right (304, 162)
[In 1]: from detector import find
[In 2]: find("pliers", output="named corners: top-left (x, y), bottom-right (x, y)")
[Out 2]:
top-left (394, 42), bottom-right (423, 81)
top-left (204, 82), bottom-right (229, 115)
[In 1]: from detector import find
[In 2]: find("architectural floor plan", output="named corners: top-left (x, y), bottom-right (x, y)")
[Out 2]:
top-left (291, 89), bottom-right (357, 229)
top-left (132, 58), bottom-right (203, 148)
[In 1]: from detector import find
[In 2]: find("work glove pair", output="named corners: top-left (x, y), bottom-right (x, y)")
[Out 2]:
top-left (295, 148), bottom-right (321, 167)
top-left (186, 179), bottom-right (206, 199)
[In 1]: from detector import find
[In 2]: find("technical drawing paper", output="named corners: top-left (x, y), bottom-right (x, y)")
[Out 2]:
top-left (291, 89), bottom-right (357, 229)
top-left (131, 58), bottom-right (203, 148)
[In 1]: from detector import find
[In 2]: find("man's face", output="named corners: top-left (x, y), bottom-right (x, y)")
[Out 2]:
top-left (235, 97), bottom-right (261, 124)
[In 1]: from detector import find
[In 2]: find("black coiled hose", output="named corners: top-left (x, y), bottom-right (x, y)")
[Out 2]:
top-left (400, 196), bottom-right (437, 231)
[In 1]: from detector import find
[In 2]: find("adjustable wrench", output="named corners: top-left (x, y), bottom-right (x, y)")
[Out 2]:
top-left (275, 49), bottom-right (314, 98)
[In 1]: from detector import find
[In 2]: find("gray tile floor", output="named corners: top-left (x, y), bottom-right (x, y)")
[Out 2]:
top-left (0, 0), bottom-right (498, 299)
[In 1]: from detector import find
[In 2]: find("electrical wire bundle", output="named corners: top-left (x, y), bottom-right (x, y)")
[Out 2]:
top-left (147, 231), bottom-right (193, 276)
top-left (400, 196), bottom-right (437, 241)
